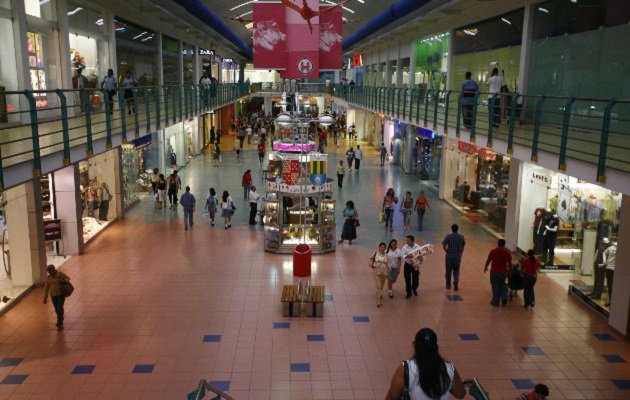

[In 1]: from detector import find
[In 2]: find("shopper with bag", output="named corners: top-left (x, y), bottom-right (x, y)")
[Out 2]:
top-left (205, 187), bottom-right (218, 226)
top-left (179, 186), bottom-right (196, 231)
top-left (369, 242), bottom-right (390, 307)
top-left (382, 188), bottom-right (398, 232)
top-left (220, 190), bottom-right (235, 229)
top-left (386, 239), bottom-right (402, 298)
top-left (43, 264), bottom-right (73, 331)
top-left (401, 235), bottom-right (422, 299)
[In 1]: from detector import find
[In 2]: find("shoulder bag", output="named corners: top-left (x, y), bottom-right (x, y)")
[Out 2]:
top-left (400, 360), bottom-right (411, 400)
top-left (368, 252), bottom-right (377, 268)
top-left (60, 277), bottom-right (75, 297)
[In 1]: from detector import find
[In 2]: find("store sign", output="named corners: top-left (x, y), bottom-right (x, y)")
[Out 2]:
top-left (266, 180), bottom-right (333, 193)
top-left (457, 140), bottom-right (477, 155)
top-left (223, 58), bottom-right (234, 64)
top-left (417, 127), bottom-right (435, 139)
top-left (531, 170), bottom-right (551, 187)
top-left (130, 134), bottom-right (152, 149)
top-left (43, 219), bottom-right (62, 241)
top-left (199, 48), bottom-right (215, 56)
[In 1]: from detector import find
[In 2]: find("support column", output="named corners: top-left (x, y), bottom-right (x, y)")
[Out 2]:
top-left (178, 40), bottom-right (184, 85)
top-left (409, 42), bottom-right (416, 88)
top-left (609, 194), bottom-right (630, 335)
top-left (10, 0), bottom-right (30, 124)
top-left (194, 46), bottom-right (201, 84)
top-left (105, 11), bottom-right (117, 76)
top-left (157, 34), bottom-right (164, 86)
top-left (504, 158), bottom-right (523, 251)
top-left (56, 0), bottom-right (73, 108)
top-left (445, 30), bottom-right (455, 91)
top-left (53, 164), bottom-right (83, 255)
top-left (517, 2), bottom-right (535, 94)
top-left (438, 137), bottom-right (451, 200)
top-left (264, 97), bottom-right (272, 115)
top-left (4, 181), bottom-right (46, 285)
top-left (395, 44), bottom-right (403, 88)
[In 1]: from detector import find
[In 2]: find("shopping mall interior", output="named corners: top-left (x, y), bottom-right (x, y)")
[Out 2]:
top-left (0, 0), bottom-right (630, 399)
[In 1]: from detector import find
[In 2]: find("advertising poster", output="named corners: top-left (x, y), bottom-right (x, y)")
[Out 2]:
top-left (319, 6), bottom-right (343, 70)
top-left (253, 2), bottom-right (287, 69)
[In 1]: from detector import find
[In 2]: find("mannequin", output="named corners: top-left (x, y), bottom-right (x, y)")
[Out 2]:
top-left (86, 180), bottom-right (99, 218)
top-left (549, 194), bottom-right (558, 214)
top-left (589, 237), bottom-right (612, 300)
top-left (541, 212), bottom-right (559, 265)
top-left (98, 182), bottom-right (112, 221)
top-left (533, 207), bottom-right (547, 254)
top-left (603, 242), bottom-right (617, 307)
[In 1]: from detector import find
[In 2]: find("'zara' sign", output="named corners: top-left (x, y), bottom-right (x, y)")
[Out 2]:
top-left (199, 49), bottom-right (215, 56)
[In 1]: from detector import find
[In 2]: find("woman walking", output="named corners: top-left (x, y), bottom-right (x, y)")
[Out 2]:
top-left (336, 160), bottom-right (345, 189)
top-left (157, 173), bottom-right (166, 209)
top-left (43, 265), bottom-right (71, 331)
top-left (385, 328), bottom-right (466, 400)
top-left (220, 190), bottom-right (235, 229)
top-left (400, 191), bottom-right (414, 230)
top-left (338, 200), bottom-right (358, 245)
top-left (382, 188), bottom-right (398, 232)
top-left (414, 191), bottom-right (431, 231)
top-left (205, 187), bottom-right (218, 226)
top-left (370, 242), bottom-right (390, 307)
top-left (521, 249), bottom-right (540, 308)
top-left (386, 239), bottom-right (402, 299)
top-left (345, 146), bottom-right (355, 170)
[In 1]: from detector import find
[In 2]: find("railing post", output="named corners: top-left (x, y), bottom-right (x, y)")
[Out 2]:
top-left (184, 85), bottom-right (189, 119)
top-left (55, 90), bottom-right (71, 165)
top-left (432, 90), bottom-right (440, 130)
top-left (443, 90), bottom-right (452, 134)
top-left (103, 90), bottom-right (113, 149)
top-left (155, 86), bottom-right (161, 129)
top-left (118, 90), bottom-right (127, 143)
top-left (415, 89), bottom-right (422, 124)
top-left (23, 91), bottom-right (42, 176)
top-left (402, 88), bottom-right (409, 119)
top-left (469, 92), bottom-right (480, 143)
top-left (455, 93), bottom-right (463, 137)
top-left (531, 95), bottom-right (546, 162)
top-left (507, 94), bottom-right (520, 155)
top-left (596, 98), bottom-right (617, 183)
top-left (144, 87), bottom-right (151, 134)
top-left (82, 89), bottom-right (93, 156)
top-left (487, 93), bottom-right (498, 148)
top-left (423, 89), bottom-right (432, 127)
top-left (163, 86), bottom-right (169, 127)
top-left (133, 88), bottom-right (140, 137)
top-left (558, 97), bottom-right (576, 171)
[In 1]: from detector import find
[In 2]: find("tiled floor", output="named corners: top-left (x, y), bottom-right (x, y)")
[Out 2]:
top-left (1, 137), bottom-right (629, 399)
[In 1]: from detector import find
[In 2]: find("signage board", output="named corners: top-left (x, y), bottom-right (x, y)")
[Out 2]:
top-left (43, 219), bottom-right (62, 241)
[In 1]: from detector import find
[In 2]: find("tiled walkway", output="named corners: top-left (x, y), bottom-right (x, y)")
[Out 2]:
top-left (1, 137), bottom-right (629, 400)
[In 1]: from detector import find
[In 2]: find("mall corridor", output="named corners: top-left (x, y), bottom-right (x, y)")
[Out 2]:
top-left (0, 141), bottom-right (629, 400)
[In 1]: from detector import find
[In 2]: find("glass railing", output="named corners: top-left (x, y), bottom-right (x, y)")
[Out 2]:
top-left (332, 84), bottom-right (630, 182)
top-left (0, 83), bottom-right (248, 189)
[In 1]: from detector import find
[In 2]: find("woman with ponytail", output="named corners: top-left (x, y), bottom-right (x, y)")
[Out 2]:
top-left (521, 249), bottom-right (540, 308)
top-left (386, 328), bottom-right (465, 400)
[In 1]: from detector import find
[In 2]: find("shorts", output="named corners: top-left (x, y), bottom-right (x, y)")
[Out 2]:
top-left (388, 267), bottom-right (400, 282)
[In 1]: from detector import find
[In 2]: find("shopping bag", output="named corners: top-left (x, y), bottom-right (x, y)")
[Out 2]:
top-left (379, 211), bottom-right (385, 223)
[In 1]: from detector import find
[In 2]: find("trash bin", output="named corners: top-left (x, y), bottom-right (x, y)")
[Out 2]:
top-left (293, 244), bottom-right (312, 277)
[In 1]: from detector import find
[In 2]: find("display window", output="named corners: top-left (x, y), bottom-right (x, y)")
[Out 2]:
top-left (79, 151), bottom-right (119, 242)
top-left (115, 19), bottom-right (158, 88)
top-left (414, 33), bottom-right (449, 92)
top-left (413, 127), bottom-right (442, 190)
top-left (122, 136), bottom-right (154, 208)
top-left (444, 138), bottom-right (510, 234)
top-left (164, 122), bottom-right (186, 171)
top-left (184, 118), bottom-right (198, 159)
top-left (183, 42), bottom-right (194, 84)
top-left (162, 35), bottom-right (180, 86)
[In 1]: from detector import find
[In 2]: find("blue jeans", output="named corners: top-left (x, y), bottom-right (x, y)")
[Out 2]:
top-left (416, 208), bottom-right (426, 230)
top-left (183, 208), bottom-right (193, 228)
top-left (490, 273), bottom-right (508, 305)
top-left (384, 208), bottom-right (394, 229)
top-left (243, 184), bottom-right (250, 200)
top-left (523, 275), bottom-right (537, 306)
top-left (445, 258), bottom-right (461, 287)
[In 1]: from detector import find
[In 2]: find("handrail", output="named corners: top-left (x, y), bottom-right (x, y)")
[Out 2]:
top-left (463, 378), bottom-right (490, 400)
top-left (189, 379), bottom-right (236, 400)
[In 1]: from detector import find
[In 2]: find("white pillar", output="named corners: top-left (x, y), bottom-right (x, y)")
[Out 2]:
top-left (409, 42), bottom-right (416, 88)
top-left (438, 137), bottom-right (451, 200)
top-left (264, 97), bottom-right (272, 114)
top-left (395, 44), bottom-right (403, 88)
top-left (157, 34), bottom-right (164, 86)
top-left (54, 164), bottom-right (83, 255)
top-left (609, 194), bottom-right (630, 335)
top-left (445, 30), bottom-right (455, 91)
top-left (105, 11), bottom-right (117, 74)
top-left (504, 158), bottom-right (523, 250)
top-left (10, 0), bottom-right (30, 124)
top-left (517, 3), bottom-right (534, 94)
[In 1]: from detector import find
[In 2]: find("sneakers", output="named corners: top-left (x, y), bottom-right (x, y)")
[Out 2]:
top-left (446, 284), bottom-right (451, 290)
top-left (211, 222), bottom-right (215, 226)
top-left (388, 291), bottom-right (393, 299)
top-left (454, 283), bottom-right (459, 291)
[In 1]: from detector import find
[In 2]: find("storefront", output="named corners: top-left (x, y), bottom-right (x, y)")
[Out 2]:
top-left (0, 1), bottom-right (21, 123)
top-left (162, 35), bottom-right (180, 86)
top-left (184, 118), bottom-right (199, 159)
top-left (183, 42), bottom-right (194, 84)
top-left (121, 135), bottom-right (154, 209)
top-left (443, 138), bottom-right (511, 234)
top-left (164, 122), bottom-right (186, 171)
top-left (414, 33), bottom-right (449, 92)
top-left (413, 126), bottom-right (442, 190)
top-left (115, 19), bottom-right (158, 87)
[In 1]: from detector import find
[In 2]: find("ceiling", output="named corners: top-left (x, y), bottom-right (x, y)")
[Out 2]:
top-left (204, 0), bottom-right (399, 47)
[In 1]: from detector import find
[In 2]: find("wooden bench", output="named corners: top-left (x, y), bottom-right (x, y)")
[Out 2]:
top-left (281, 284), bottom-right (300, 317)
top-left (304, 285), bottom-right (325, 317)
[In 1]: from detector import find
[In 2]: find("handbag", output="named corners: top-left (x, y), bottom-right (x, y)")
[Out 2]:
top-left (400, 360), bottom-right (411, 400)
top-left (354, 218), bottom-right (360, 227)
top-left (60, 280), bottom-right (74, 298)
top-left (379, 211), bottom-right (385, 223)
top-left (368, 252), bottom-right (376, 268)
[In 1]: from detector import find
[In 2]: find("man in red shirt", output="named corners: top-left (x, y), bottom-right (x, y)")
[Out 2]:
top-left (484, 239), bottom-right (513, 306)
top-left (242, 169), bottom-right (252, 200)
top-left (257, 141), bottom-right (266, 165)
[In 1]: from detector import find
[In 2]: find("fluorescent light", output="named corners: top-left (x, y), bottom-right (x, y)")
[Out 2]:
top-left (324, 0), bottom-right (354, 13)
top-left (501, 18), bottom-right (511, 25)
top-left (133, 31), bottom-right (148, 40)
top-left (538, 7), bottom-right (549, 13)
top-left (463, 29), bottom-right (477, 36)
top-left (239, 10), bottom-right (253, 17)
top-left (141, 35), bottom-right (154, 42)
top-left (39, 0), bottom-right (50, 5)
top-left (95, 19), bottom-right (104, 25)
top-left (67, 7), bottom-right (82, 15)
top-left (230, 1), bottom-right (254, 11)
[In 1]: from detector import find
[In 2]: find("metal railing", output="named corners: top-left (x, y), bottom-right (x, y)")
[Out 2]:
top-left (463, 378), bottom-right (491, 400)
top-left (0, 83), bottom-right (248, 189)
top-left (188, 379), bottom-right (236, 400)
top-left (253, 82), bottom-right (330, 94)
top-left (332, 84), bottom-right (630, 183)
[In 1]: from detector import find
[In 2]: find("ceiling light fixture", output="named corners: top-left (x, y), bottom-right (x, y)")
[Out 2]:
top-left (95, 18), bottom-right (104, 25)
top-left (538, 7), bottom-right (549, 13)
top-left (230, 1), bottom-right (255, 12)
top-left (67, 7), bottom-right (82, 16)
top-left (133, 31), bottom-right (148, 40)
top-left (501, 18), bottom-right (511, 25)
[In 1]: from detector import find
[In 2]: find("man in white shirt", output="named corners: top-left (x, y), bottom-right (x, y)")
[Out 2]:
top-left (354, 145), bottom-right (363, 172)
top-left (246, 125), bottom-right (253, 144)
top-left (248, 186), bottom-right (261, 225)
top-left (486, 67), bottom-right (504, 128)
top-left (400, 235), bottom-right (422, 298)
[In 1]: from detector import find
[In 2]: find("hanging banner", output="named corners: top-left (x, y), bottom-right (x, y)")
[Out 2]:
top-left (286, 51), bottom-right (320, 79)
top-left (319, 6), bottom-right (343, 70)
top-left (253, 2), bottom-right (287, 69)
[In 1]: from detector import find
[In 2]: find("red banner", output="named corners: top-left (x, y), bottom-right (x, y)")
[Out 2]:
top-left (253, 3), bottom-right (287, 69)
top-left (319, 6), bottom-right (342, 70)
top-left (285, 51), bottom-right (320, 79)
top-left (282, 160), bottom-right (300, 185)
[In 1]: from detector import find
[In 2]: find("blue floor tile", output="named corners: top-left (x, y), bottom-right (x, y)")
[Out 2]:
top-left (458, 333), bottom-right (479, 341)
top-left (0, 358), bottom-right (24, 367)
top-left (325, 294), bottom-right (333, 302)
top-left (594, 333), bottom-right (616, 341)
top-left (511, 379), bottom-right (535, 390)
top-left (611, 379), bottom-right (630, 390)
top-left (307, 334), bottom-right (325, 342)
top-left (603, 355), bottom-right (627, 363)
top-left (203, 335), bottom-right (222, 343)
top-left (132, 364), bottom-right (155, 373)
top-left (0, 374), bottom-right (28, 384)
top-left (273, 322), bottom-right (290, 329)
top-left (352, 316), bottom-right (370, 323)
top-left (446, 294), bottom-right (463, 301)
top-left (290, 363), bottom-right (310, 372)
top-left (210, 381), bottom-right (230, 391)
top-left (72, 365), bottom-right (95, 375)
top-left (522, 346), bottom-right (544, 355)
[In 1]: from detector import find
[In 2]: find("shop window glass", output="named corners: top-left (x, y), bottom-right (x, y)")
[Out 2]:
top-left (183, 42), bottom-right (194, 84)
top-left (24, 0), bottom-right (56, 21)
top-left (414, 33), bottom-right (449, 92)
top-left (79, 152), bottom-right (118, 242)
top-left (0, 12), bottom-right (20, 123)
top-left (115, 18), bottom-right (158, 87)
top-left (162, 35), bottom-right (180, 85)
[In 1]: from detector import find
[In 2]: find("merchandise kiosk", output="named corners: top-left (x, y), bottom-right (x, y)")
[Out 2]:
top-left (263, 148), bottom-right (336, 254)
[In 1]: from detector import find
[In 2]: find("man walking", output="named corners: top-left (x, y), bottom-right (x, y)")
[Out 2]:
top-left (336, 160), bottom-right (345, 189)
top-left (484, 239), bottom-right (512, 306)
top-left (179, 186), bottom-right (196, 230)
top-left (442, 224), bottom-right (466, 291)
top-left (43, 265), bottom-right (71, 331)
top-left (249, 185), bottom-right (260, 225)
top-left (379, 142), bottom-right (387, 166)
top-left (242, 169), bottom-right (252, 200)
top-left (354, 145), bottom-right (363, 172)
top-left (401, 235), bottom-right (421, 299)
top-left (461, 71), bottom-right (479, 129)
